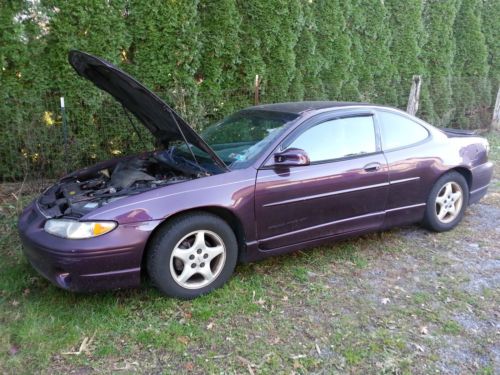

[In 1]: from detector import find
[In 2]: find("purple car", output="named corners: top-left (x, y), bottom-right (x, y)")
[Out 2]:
top-left (18, 51), bottom-right (493, 298)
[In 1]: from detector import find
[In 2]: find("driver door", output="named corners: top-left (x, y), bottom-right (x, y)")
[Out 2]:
top-left (254, 113), bottom-right (389, 250)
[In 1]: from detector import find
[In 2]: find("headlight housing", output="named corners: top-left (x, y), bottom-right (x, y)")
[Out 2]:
top-left (44, 219), bottom-right (117, 239)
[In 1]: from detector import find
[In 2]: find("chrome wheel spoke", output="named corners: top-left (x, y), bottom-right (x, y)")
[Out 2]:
top-left (172, 247), bottom-right (192, 263)
top-left (198, 266), bottom-right (215, 282)
top-left (178, 265), bottom-right (196, 283)
top-left (436, 195), bottom-right (446, 205)
top-left (191, 231), bottom-right (207, 251)
top-left (444, 183), bottom-right (452, 197)
top-left (447, 204), bottom-right (456, 216)
top-left (437, 207), bottom-right (448, 220)
top-left (451, 192), bottom-right (461, 202)
top-left (206, 245), bottom-right (224, 261)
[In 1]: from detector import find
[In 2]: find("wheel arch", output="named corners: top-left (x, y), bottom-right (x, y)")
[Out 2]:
top-left (448, 166), bottom-right (472, 191)
top-left (141, 206), bottom-right (247, 274)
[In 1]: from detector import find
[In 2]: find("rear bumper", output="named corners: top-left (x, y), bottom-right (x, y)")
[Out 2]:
top-left (18, 202), bottom-right (161, 292)
top-left (469, 162), bottom-right (494, 204)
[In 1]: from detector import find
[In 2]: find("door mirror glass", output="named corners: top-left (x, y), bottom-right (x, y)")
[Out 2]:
top-left (272, 148), bottom-right (310, 167)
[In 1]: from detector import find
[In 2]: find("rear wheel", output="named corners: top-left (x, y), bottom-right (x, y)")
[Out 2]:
top-left (422, 171), bottom-right (469, 232)
top-left (147, 212), bottom-right (238, 299)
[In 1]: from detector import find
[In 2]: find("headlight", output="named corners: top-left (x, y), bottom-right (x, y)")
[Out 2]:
top-left (44, 219), bottom-right (117, 239)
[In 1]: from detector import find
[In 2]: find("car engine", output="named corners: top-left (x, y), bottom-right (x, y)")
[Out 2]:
top-left (37, 150), bottom-right (209, 218)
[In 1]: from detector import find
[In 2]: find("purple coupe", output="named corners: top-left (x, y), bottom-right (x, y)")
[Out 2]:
top-left (18, 51), bottom-right (493, 298)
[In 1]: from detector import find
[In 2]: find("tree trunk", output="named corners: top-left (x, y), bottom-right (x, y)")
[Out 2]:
top-left (406, 75), bottom-right (422, 116)
top-left (492, 87), bottom-right (500, 131)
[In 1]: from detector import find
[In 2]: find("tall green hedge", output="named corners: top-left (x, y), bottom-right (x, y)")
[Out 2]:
top-left (385, 0), bottom-right (426, 107)
top-left (197, 0), bottom-right (241, 119)
top-left (314, 0), bottom-right (352, 100)
top-left (0, 0), bottom-right (499, 180)
top-left (452, 0), bottom-right (490, 128)
top-left (482, 0), bottom-right (500, 98)
top-left (421, 0), bottom-right (460, 126)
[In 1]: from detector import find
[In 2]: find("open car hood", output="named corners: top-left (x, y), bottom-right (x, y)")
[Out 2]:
top-left (68, 50), bottom-right (227, 170)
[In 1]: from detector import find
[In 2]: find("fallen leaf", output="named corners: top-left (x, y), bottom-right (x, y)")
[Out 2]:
top-left (62, 331), bottom-right (96, 355)
top-left (315, 343), bottom-right (321, 355)
top-left (269, 337), bottom-right (280, 345)
top-left (254, 297), bottom-right (265, 305)
top-left (420, 326), bottom-right (429, 335)
top-left (183, 362), bottom-right (195, 371)
top-left (177, 336), bottom-right (189, 345)
top-left (206, 322), bottom-right (214, 330)
top-left (414, 343), bottom-right (425, 352)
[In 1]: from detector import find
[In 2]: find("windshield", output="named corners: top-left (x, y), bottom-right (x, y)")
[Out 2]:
top-left (199, 110), bottom-right (298, 169)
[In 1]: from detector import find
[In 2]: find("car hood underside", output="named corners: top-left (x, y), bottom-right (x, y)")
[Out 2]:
top-left (68, 50), bottom-right (227, 171)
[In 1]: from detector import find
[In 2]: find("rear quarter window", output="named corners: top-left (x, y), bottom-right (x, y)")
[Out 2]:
top-left (378, 111), bottom-right (429, 150)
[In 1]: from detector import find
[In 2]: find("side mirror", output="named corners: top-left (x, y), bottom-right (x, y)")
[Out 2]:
top-left (273, 148), bottom-right (310, 167)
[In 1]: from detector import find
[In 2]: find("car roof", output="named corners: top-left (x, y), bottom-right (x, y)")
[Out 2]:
top-left (246, 101), bottom-right (374, 115)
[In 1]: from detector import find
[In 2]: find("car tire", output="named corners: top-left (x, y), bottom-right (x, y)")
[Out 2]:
top-left (422, 171), bottom-right (469, 232)
top-left (146, 212), bottom-right (238, 299)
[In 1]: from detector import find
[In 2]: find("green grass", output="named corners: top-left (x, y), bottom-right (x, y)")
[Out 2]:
top-left (441, 320), bottom-right (462, 335)
top-left (1, 132), bottom-right (499, 374)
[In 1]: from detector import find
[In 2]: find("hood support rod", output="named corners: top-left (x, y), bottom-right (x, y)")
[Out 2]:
top-left (166, 108), bottom-right (203, 171)
top-left (122, 105), bottom-right (147, 149)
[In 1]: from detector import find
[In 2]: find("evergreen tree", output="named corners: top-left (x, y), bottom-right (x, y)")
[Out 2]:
top-left (313, 0), bottom-right (352, 100)
top-left (197, 0), bottom-right (241, 120)
top-left (421, 0), bottom-right (460, 126)
top-left (337, 1), bottom-right (360, 101)
top-left (127, 1), bottom-right (200, 113)
top-left (2, 0), bottom-right (500, 180)
top-left (452, 0), bottom-right (490, 128)
top-left (292, 0), bottom-right (322, 100)
top-left (362, 0), bottom-right (398, 105)
top-left (38, 0), bottom-right (131, 167)
top-left (0, 0), bottom-right (30, 179)
top-left (385, 0), bottom-right (426, 107)
top-left (482, 0), bottom-right (500, 99)
top-left (349, 0), bottom-right (397, 104)
top-left (236, 0), bottom-right (301, 103)
top-left (235, 1), bottom-right (267, 101)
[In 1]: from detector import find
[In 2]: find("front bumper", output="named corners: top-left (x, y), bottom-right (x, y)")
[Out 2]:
top-left (18, 201), bottom-right (162, 292)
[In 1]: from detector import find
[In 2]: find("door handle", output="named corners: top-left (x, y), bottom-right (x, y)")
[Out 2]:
top-left (363, 162), bottom-right (381, 172)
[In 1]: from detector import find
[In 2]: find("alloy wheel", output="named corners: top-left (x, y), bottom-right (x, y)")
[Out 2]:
top-left (435, 181), bottom-right (463, 224)
top-left (169, 230), bottom-right (226, 290)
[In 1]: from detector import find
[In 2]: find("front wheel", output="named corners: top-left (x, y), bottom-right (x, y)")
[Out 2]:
top-left (422, 171), bottom-right (469, 232)
top-left (146, 212), bottom-right (238, 299)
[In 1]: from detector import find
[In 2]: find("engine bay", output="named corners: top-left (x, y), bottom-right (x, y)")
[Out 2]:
top-left (37, 149), bottom-right (211, 218)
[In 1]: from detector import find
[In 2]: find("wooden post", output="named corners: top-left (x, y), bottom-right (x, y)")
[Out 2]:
top-left (492, 87), bottom-right (500, 131)
top-left (254, 74), bottom-right (261, 106)
top-left (406, 75), bottom-right (422, 116)
top-left (60, 97), bottom-right (68, 173)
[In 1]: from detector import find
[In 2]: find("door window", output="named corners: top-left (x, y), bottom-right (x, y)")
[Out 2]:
top-left (286, 116), bottom-right (376, 162)
top-left (378, 111), bottom-right (429, 150)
